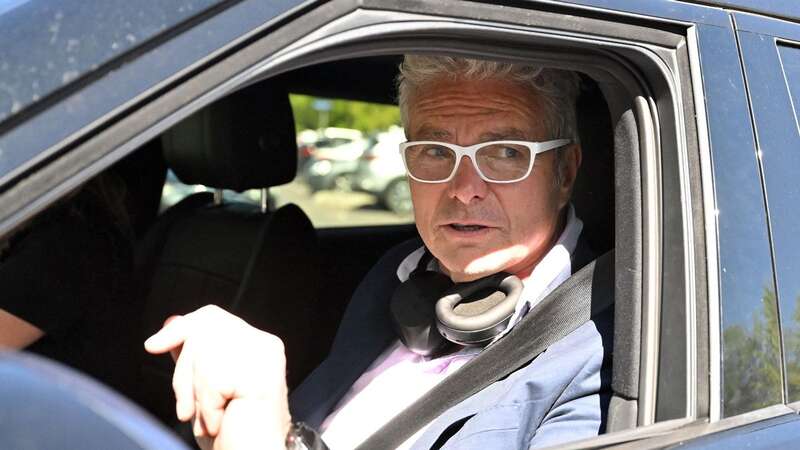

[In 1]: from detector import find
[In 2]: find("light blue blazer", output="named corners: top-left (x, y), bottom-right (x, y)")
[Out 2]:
top-left (289, 238), bottom-right (613, 449)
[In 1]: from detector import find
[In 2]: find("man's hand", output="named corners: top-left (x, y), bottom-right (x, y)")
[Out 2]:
top-left (144, 305), bottom-right (291, 450)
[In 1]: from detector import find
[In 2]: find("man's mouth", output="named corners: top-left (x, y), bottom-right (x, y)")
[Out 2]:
top-left (448, 223), bottom-right (488, 232)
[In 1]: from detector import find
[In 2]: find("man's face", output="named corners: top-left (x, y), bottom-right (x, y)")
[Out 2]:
top-left (406, 77), bottom-right (580, 282)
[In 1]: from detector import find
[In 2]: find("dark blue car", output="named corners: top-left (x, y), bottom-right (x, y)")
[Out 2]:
top-left (2, 0), bottom-right (800, 448)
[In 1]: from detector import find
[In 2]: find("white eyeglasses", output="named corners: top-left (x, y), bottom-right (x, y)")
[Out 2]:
top-left (399, 139), bottom-right (570, 183)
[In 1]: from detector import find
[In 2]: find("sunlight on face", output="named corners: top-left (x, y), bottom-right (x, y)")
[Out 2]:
top-left (460, 245), bottom-right (530, 279)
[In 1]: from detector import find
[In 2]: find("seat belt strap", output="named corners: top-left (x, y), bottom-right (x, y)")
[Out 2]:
top-left (356, 251), bottom-right (614, 450)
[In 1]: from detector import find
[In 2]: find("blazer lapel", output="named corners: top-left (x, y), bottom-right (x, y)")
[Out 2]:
top-left (289, 238), bottom-right (421, 428)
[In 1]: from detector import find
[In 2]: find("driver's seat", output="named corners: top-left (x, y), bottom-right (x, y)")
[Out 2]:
top-left (135, 80), bottom-right (322, 425)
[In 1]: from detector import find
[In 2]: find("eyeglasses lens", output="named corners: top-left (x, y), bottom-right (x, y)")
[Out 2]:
top-left (404, 143), bottom-right (532, 182)
top-left (404, 143), bottom-right (456, 181)
top-left (476, 143), bottom-right (531, 181)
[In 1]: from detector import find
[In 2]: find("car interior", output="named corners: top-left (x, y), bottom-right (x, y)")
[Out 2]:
top-left (9, 50), bottom-right (644, 445)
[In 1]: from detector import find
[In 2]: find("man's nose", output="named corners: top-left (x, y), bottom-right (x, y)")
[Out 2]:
top-left (447, 156), bottom-right (488, 204)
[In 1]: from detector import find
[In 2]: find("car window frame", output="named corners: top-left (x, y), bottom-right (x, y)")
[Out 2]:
top-left (159, 0), bottom-right (700, 430)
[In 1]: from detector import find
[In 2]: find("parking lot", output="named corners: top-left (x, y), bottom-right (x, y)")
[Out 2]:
top-left (273, 180), bottom-right (413, 228)
top-left (161, 175), bottom-right (413, 229)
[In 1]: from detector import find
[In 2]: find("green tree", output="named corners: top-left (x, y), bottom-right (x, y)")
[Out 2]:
top-left (289, 94), bottom-right (401, 134)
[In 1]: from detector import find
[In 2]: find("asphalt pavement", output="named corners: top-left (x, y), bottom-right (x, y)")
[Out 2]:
top-left (272, 180), bottom-right (413, 228)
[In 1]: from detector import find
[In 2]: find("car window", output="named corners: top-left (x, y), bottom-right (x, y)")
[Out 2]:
top-left (744, 42), bottom-right (800, 403)
top-left (705, 28), bottom-right (785, 417)
top-left (779, 45), bottom-right (800, 130)
top-left (721, 30), bottom-right (800, 416)
top-left (160, 94), bottom-right (413, 228)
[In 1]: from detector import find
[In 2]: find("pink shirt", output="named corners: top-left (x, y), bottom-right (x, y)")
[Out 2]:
top-left (320, 342), bottom-right (480, 449)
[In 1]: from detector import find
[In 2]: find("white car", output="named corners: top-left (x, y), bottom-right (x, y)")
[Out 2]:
top-left (352, 127), bottom-right (412, 215)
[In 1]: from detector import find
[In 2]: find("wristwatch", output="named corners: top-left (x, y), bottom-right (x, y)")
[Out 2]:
top-left (285, 422), bottom-right (328, 450)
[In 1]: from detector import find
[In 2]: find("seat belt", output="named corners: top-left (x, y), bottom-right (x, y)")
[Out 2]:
top-left (356, 251), bottom-right (615, 450)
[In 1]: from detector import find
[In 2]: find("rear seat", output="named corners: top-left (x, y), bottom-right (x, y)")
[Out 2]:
top-left (135, 81), bottom-right (322, 424)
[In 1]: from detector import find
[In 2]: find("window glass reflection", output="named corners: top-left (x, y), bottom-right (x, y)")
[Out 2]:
top-left (708, 29), bottom-right (784, 416)
top-left (773, 44), bottom-right (800, 400)
top-left (722, 285), bottom-right (782, 414)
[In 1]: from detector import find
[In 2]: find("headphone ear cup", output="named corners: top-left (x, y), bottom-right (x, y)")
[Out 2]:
top-left (436, 273), bottom-right (523, 345)
top-left (390, 271), bottom-right (454, 357)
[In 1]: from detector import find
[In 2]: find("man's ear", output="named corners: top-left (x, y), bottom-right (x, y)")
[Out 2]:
top-left (557, 143), bottom-right (582, 208)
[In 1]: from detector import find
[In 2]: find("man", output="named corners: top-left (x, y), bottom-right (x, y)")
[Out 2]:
top-left (145, 55), bottom-right (611, 450)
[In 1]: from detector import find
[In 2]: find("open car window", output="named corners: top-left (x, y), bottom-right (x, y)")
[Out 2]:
top-left (160, 95), bottom-right (413, 228)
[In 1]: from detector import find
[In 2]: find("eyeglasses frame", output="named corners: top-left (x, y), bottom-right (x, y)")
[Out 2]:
top-left (399, 139), bottom-right (571, 184)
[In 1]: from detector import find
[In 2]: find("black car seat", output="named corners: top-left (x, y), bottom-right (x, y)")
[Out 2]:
top-left (573, 75), bottom-right (614, 256)
top-left (135, 81), bottom-right (322, 425)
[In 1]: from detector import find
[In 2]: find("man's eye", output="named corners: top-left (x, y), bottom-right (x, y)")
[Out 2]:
top-left (499, 146), bottom-right (521, 158)
top-left (424, 146), bottom-right (450, 158)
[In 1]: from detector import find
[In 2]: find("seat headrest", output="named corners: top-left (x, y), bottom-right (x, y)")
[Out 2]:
top-left (161, 82), bottom-right (297, 191)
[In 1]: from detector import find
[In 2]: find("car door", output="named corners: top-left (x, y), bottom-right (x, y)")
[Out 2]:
top-left (680, 7), bottom-right (800, 447)
top-left (615, 3), bottom-right (800, 448)
top-left (715, 7), bottom-right (800, 436)
top-left (735, 11), bottom-right (800, 406)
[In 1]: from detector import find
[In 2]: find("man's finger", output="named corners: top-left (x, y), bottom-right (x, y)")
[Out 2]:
top-left (162, 316), bottom-right (184, 362)
top-left (164, 315), bottom-right (181, 327)
top-left (144, 315), bottom-right (188, 354)
top-left (193, 404), bottom-right (208, 438)
top-left (194, 377), bottom-right (229, 437)
top-left (172, 339), bottom-right (196, 421)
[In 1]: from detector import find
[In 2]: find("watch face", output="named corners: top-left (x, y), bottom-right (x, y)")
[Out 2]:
top-left (287, 422), bottom-right (323, 450)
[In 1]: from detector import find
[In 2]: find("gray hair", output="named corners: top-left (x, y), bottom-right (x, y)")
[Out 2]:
top-left (397, 55), bottom-right (581, 184)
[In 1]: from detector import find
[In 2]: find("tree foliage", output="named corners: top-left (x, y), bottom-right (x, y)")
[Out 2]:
top-left (289, 94), bottom-right (401, 133)
top-left (722, 286), bottom-right (783, 416)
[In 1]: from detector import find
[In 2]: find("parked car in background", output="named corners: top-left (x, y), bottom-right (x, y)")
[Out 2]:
top-left (297, 127), bottom-right (363, 171)
top-left (302, 136), bottom-right (370, 193)
top-left (351, 126), bottom-right (412, 215)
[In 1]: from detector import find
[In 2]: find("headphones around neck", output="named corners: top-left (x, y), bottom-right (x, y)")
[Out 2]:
top-left (390, 249), bottom-right (523, 357)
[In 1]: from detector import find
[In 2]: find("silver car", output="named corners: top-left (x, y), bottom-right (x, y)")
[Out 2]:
top-left (351, 127), bottom-right (411, 215)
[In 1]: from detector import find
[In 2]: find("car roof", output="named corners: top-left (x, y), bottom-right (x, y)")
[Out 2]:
top-left (691, 0), bottom-right (800, 22)
top-left (0, 0), bottom-right (237, 122)
top-left (0, 0), bottom-right (309, 187)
